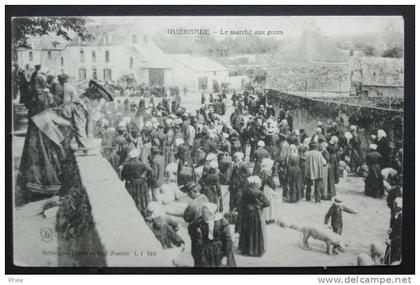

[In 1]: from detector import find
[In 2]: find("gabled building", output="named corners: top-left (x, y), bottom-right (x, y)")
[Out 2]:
top-left (62, 24), bottom-right (173, 85)
top-left (16, 36), bottom-right (68, 75)
top-left (16, 24), bottom-right (174, 86)
top-left (170, 54), bottom-right (229, 93)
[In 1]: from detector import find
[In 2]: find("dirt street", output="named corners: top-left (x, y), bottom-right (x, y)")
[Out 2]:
top-left (12, 92), bottom-right (390, 267)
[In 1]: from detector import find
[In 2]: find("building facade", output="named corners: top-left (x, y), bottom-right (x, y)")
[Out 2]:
top-left (16, 25), bottom-right (174, 86)
top-left (170, 54), bottom-right (229, 93)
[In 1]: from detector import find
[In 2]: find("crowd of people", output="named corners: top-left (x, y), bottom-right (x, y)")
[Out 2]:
top-left (14, 62), bottom-right (403, 267)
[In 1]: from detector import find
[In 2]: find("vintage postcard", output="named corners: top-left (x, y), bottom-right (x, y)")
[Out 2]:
top-left (7, 8), bottom-right (412, 272)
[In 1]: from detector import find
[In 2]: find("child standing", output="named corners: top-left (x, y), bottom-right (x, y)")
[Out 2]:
top-left (324, 197), bottom-right (357, 235)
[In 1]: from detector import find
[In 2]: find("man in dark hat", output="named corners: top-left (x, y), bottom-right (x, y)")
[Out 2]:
top-left (183, 182), bottom-right (209, 224)
top-left (62, 80), bottom-right (113, 151)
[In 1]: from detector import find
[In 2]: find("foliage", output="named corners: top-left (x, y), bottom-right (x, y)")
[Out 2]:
top-left (363, 45), bottom-right (376, 57)
top-left (117, 73), bottom-right (137, 86)
top-left (383, 47), bottom-right (404, 58)
top-left (12, 17), bottom-right (93, 49)
top-left (56, 186), bottom-right (94, 240)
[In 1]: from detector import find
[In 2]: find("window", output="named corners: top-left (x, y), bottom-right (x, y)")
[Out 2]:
top-left (92, 68), bottom-right (97, 80)
top-left (132, 35), bottom-right (137, 44)
top-left (12, 51), bottom-right (18, 62)
top-left (105, 50), bottom-right (110, 63)
top-left (213, 71), bottom-right (217, 76)
top-left (129, 57), bottom-right (133, 69)
top-left (80, 49), bottom-right (85, 63)
top-left (92, 51), bottom-right (96, 63)
top-left (143, 35), bottom-right (148, 44)
top-left (79, 68), bottom-right (87, 80)
top-left (103, 69), bottom-right (112, 81)
top-left (48, 51), bottom-right (52, 60)
top-left (60, 57), bottom-right (64, 66)
top-left (29, 51), bottom-right (33, 61)
top-left (198, 77), bottom-right (208, 90)
top-left (105, 34), bottom-right (110, 45)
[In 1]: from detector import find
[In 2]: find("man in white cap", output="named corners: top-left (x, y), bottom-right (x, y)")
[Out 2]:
top-left (252, 140), bottom-right (270, 175)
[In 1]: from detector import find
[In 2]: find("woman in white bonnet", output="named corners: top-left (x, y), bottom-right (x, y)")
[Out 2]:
top-left (238, 175), bottom-right (270, 257)
top-left (376, 129), bottom-right (390, 167)
top-left (188, 202), bottom-right (236, 267)
top-left (365, 143), bottom-right (385, 198)
top-left (258, 158), bottom-right (278, 224)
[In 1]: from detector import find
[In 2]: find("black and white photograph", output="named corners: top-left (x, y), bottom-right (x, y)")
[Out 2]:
top-left (5, 6), bottom-right (414, 274)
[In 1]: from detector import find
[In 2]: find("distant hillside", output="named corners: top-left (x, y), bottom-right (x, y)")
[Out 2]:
top-left (267, 28), bottom-right (351, 92)
top-left (152, 34), bottom-right (283, 57)
top-left (272, 27), bottom-right (350, 63)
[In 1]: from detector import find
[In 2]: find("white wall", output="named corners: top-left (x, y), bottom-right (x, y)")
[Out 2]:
top-left (17, 49), bottom-right (62, 75)
top-left (62, 45), bottom-right (136, 81)
top-left (170, 59), bottom-right (229, 93)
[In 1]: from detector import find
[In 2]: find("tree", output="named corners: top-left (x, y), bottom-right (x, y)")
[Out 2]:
top-left (12, 17), bottom-right (93, 49)
top-left (363, 45), bottom-right (376, 56)
top-left (383, 47), bottom-right (404, 58)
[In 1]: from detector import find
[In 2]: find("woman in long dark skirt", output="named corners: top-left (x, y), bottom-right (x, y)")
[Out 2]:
top-left (327, 136), bottom-right (340, 184)
top-left (238, 176), bottom-right (270, 257)
top-left (320, 142), bottom-right (336, 200)
top-left (17, 80), bottom-right (113, 204)
top-left (376, 129), bottom-right (390, 168)
top-left (285, 145), bottom-right (304, 202)
top-left (365, 144), bottom-right (385, 198)
top-left (121, 149), bottom-right (154, 217)
top-left (188, 203), bottom-right (236, 267)
top-left (175, 138), bottom-right (196, 186)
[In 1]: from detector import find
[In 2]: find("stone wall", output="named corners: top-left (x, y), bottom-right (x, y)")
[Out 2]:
top-left (266, 89), bottom-right (403, 143)
top-left (57, 154), bottom-right (171, 267)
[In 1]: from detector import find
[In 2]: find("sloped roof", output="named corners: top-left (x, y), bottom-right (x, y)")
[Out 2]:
top-left (17, 35), bottom-right (68, 51)
top-left (67, 24), bottom-right (149, 46)
top-left (171, 54), bottom-right (228, 72)
top-left (272, 28), bottom-right (350, 63)
top-left (128, 45), bottom-right (173, 69)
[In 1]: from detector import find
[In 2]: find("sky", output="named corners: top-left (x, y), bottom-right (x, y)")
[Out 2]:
top-left (88, 16), bottom-right (404, 39)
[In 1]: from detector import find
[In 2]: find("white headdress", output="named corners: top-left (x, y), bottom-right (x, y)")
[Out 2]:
top-left (247, 176), bottom-right (262, 187)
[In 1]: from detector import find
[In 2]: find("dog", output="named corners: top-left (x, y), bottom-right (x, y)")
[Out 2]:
top-left (286, 223), bottom-right (348, 255)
